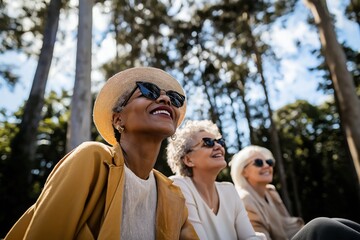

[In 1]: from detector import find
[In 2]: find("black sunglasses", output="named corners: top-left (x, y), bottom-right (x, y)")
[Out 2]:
top-left (122, 81), bottom-right (185, 108)
top-left (252, 158), bottom-right (275, 167)
top-left (188, 137), bottom-right (226, 153)
top-left (202, 137), bottom-right (226, 148)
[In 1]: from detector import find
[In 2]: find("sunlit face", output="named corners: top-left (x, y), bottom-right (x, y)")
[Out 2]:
top-left (184, 131), bottom-right (227, 175)
top-left (113, 86), bottom-right (181, 139)
top-left (242, 152), bottom-right (274, 186)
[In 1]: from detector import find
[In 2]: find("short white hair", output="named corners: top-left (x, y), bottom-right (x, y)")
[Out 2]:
top-left (166, 120), bottom-right (222, 176)
top-left (229, 145), bottom-right (274, 187)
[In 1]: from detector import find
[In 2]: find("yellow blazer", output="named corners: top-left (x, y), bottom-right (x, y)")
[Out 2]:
top-left (5, 142), bottom-right (198, 240)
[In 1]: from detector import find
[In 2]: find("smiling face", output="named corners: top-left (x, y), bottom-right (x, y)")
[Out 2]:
top-left (184, 131), bottom-right (227, 176)
top-left (242, 152), bottom-right (274, 187)
top-left (113, 86), bottom-right (181, 139)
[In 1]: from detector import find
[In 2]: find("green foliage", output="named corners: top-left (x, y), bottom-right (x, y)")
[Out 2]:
top-left (31, 90), bottom-right (70, 186)
top-left (345, 0), bottom-right (360, 26)
top-left (99, 0), bottom-right (176, 78)
top-left (0, 0), bottom-right (68, 88)
top-left (0, 107), bottom-right (24, 234)
top-left (0, 0), bottom-right (23, 86)
top-left (343, 45), bottom-right (360, 95)
top-left (0, 90), bottom-right (72, 235)
top-left (272, 100), bottom-right (360, 222)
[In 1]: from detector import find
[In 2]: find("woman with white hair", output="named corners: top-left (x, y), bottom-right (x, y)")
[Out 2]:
top-left (167, 120), bottom-right (264, 240)
top-left (230, 145), bottom-right (304, 240)
top-left (230, 145), bottom-right (360, 240)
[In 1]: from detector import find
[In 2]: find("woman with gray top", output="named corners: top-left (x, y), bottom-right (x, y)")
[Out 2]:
top-left (230, 145), bottom-right (360, 240)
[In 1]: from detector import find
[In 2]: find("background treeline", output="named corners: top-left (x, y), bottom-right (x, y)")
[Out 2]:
top-left (1, 0), bottom-right (360, 236)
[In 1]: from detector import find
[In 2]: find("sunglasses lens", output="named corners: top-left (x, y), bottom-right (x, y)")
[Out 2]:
top-left (253, 159), bottom-right (275, 167)
top-left (253, 159), bottom-right (264, 167)
top-left (202, 138), bottom-right (226, 148)
top-left (166, 91), bottom-right (185, 108)
top-left (138, 82), bottom-right (160, 100)
top-left (266, 159), bottom-right (275, 167)
top-left (137, 82), bottom-right (185, 108)
top-left (202, 138), bottom-right (215, 147)
top-left (217, 138), bottom-right (226, 147)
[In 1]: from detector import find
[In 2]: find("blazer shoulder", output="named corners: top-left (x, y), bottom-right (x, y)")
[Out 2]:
top-left (71, 141), bottom-right (115, 162)
top-left (154, 171), bottom-right (188, 205)
top-left (75, 141), bottom-right (113, 154)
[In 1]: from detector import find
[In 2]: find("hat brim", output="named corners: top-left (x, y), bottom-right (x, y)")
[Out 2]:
top-left (93, 67), bottom-right (187, 146)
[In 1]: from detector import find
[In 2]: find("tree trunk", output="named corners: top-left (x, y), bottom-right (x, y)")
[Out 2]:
top-left (66, 0), bottom-right (93, 152)
top-left (230, 96), bottom-right (243, 149)
top-left (237, 80), bottom-right (255, 144)
top-left (304, 0), bottom-right (360, 185)
top-left (349, 0), bottom-right (360, 29)
top-left (11, 0), bottom-right (62, 163)
top-left (5, 0), bottom-right (62, 233)
top-left (243, 12), bottom-right (293, 212)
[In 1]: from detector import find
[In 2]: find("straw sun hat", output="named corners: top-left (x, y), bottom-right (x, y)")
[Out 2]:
top-left (93, 67), bottom-right (187, 146)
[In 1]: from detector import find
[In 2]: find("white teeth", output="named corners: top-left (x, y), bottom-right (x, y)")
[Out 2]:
top-left (152, 110), bottom-right (170, 116)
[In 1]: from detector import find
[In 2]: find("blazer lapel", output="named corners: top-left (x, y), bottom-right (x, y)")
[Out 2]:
top-left (98, 144), bottom-right (125, 239)
top-left (154, 170), bottom-right (184, 240)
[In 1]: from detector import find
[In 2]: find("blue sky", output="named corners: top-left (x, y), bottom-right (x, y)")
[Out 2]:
top-left (0, 1), bottom-right (359, 119)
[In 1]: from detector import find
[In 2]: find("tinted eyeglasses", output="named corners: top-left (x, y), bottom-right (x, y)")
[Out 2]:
top-left (202, 137), bottom-right (226, 148)
top-left (122, 81), bottom-right (185, 108)
top-left (188, 137), bottom-right (226, 153)
top-left (252, 159), bottom-right (275, 168)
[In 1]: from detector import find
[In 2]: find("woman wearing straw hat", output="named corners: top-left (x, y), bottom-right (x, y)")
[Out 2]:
top-left (229, 145), bottom-right (360, 240)
top-left (5, 67), bottom-right (199, 240)
top-left (166, 120), bottom-right (264, 240)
